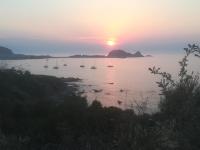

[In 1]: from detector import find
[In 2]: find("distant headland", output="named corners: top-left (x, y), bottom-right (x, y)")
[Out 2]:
top-left (0, 46), bottom-right (51, 60)
top-left (0, 46), bottom-right (150, 60)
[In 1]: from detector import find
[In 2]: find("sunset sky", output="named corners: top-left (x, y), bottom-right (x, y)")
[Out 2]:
top-left (0, 0), bottom-right (200, 55)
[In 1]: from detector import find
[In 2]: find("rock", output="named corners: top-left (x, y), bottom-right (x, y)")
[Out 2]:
top-left (107, 50), bottom-right (144, 58)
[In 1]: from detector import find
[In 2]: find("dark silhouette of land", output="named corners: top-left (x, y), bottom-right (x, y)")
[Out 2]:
top-left (107, 50), bottom-right (144, 58)
top-left (69, 49), bottom-right (145, 58)
top-left (0, 46), bottom-right (51, 60)
top-left (0, 46), bottom-right (148, 60)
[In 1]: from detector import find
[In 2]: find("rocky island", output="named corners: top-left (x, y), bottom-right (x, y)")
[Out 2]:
top-left (69, 49), bottom-right (144, 58)
top-left (107, 50), bottom-right (144, 58)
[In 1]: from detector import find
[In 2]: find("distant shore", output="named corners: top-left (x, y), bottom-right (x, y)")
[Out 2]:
top-left (0, 46), bottom-right (152, 60)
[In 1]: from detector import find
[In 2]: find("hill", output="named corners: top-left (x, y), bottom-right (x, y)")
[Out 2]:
top-left (107, 50), bottom-right (144, 58)
top-left (0, 46), bottom-right (14, 56)
top-left (0, 46), bottom-right (51, 60)
top-left (69, 50), bottom-right (144, 58)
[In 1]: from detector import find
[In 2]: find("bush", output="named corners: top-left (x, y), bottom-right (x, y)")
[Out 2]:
top-left (149, 44), bottom-right (200, 149)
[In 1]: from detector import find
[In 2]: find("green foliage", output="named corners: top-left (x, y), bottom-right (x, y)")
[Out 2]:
top-left (149, 44), bottom-right (200, 149)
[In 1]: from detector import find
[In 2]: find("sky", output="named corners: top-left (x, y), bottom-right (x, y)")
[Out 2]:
top-left (0, 0), bottom-right (200, 55)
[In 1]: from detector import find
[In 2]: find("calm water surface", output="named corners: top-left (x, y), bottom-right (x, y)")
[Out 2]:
top-left (2, 54), bottom-right (199, 111)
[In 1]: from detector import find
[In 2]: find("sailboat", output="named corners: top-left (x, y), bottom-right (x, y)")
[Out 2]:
top-left (90, 58), bottom-right (97, 69)
top-left (44, 65), bottom-right (48, 68)
top-left (43, 58), bottom-right (48, 68)
top-left (53, 60), bottom-right (59, 69)
top-left (80, 58), bottom-right (85, 68)
top-left (90, 66), bottom-right (96, 69)
top-left (107, 65), bottom-right (114, 68)
top-left (80, 65), bottom-right (85, 68)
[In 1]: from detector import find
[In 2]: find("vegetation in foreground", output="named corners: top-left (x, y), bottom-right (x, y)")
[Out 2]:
top-left (0, 44), bottom-right (199, 150)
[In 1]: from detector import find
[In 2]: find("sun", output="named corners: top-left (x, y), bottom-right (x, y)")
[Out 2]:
top-left (107, 40), bottom-right (116, 46)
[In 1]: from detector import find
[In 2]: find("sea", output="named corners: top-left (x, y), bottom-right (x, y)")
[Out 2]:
top-left (1, 53), bottom-right (199, 112)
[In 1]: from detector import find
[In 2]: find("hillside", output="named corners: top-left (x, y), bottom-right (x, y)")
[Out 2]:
top-left (0, 46), bottom-right (14, 56)
top-left (0, 46), bottom-right (51, 60)
top-left (107, 50), bottom-right (144, 58)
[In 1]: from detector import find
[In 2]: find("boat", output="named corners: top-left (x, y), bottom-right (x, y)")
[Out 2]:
top-left (117, 100), bottom-right (122, 105)
top-left (90, 66), bottom-right (97, 69)
top-left (53, 66), bottom-right (59, 69)
top-left (43, 59), bottom-right (49, 68)
top-left (120, 89), bottom-right (124, 92)
top-left (63, 64), bottom-right (67, 66)
top-left (107, 65), bottom-right (114, 68)
top-left (80, 65), bottom-right (85, 68)
top-left (91, 59), bottom-right (97, 69)
top-left (105, 92), bottom-right (111, 95)
top-left (108, 82), bottom-right (114, 85)
top-left (93, 89), bottom-right (103, 93)
top-left (53, 60), bottom-right (59, 69)
top-left (43, 65), bottom-right (48, 68)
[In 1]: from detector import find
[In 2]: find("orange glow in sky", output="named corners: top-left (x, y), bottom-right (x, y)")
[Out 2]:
top-left (1, 0), bottom-right (200, 52)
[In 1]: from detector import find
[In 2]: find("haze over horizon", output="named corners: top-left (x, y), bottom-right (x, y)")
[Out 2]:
top-left (1, 0), bottom-right (200, 55)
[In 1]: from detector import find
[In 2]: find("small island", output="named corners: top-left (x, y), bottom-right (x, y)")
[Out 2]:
top-left (107, 50), bottom-right (144, 58)
top-left (69, 49), bottom-right (145, 58)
